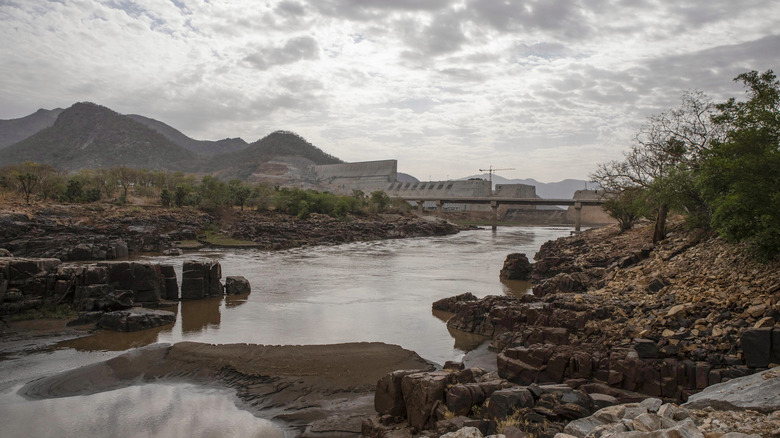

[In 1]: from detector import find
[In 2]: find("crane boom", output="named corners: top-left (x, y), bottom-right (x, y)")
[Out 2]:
top-left (479, 165), bottom-right (516, 189)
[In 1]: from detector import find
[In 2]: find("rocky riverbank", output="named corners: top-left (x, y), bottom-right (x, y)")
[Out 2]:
top-left (0, 202), bottom-right (459, 260)
top-left (365, 219), bottom-right (779, 437)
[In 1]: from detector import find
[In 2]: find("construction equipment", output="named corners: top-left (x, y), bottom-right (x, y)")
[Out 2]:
top-left (478, 166), bottom-right (516, 188)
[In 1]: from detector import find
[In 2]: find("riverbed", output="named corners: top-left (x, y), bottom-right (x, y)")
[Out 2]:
top-left (0, 226), bottom-right (572, 436)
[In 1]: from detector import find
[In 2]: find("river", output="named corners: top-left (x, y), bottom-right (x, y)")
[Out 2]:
top-left (0, 226), bottom-right (572, 437)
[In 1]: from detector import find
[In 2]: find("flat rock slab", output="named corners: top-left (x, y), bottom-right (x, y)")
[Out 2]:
top-left (683, 366), bottom-right (780, 413)
top-left (98, 308), bottom-right (176, 332)
top-left (20, 341), bottom-right (434, 436)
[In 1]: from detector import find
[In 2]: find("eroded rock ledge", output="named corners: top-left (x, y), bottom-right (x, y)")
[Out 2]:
top-left (20, 341), bottom-right (435, 437)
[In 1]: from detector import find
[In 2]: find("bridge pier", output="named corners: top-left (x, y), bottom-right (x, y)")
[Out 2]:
top-left (416, 200), bottom-right (424, 212)
top-left (491, 201), bottom-right (498, 232)
top-left (435, 200), bottom-right (443, 213)
top-left (574, 201), bottom-right (582, 233)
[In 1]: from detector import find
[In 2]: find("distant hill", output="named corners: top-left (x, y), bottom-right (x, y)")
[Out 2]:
top-left (0, 102), bottom-right (197, 171)
top-left (396, 172), bottom-right (419, 183)
top-left (207, 130), bottom-right (343, 181)
top-left (461, 174), bottom-right (596, 199)
top-left (127, 114), bottom-right (248, 156)
top-left (0, 108), bottom-right (63, 149)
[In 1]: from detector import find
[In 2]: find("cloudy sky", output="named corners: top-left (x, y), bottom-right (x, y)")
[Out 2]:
top-left (1, 0), bottom-right (779, 182)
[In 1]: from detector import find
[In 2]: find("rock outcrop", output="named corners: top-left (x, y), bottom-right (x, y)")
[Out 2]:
top-left (499, 253), bottom-right (533, 281)
top-left (225, 276), bottom-right (251, 295)
top-left (98, 308), bottom-right (176, 332)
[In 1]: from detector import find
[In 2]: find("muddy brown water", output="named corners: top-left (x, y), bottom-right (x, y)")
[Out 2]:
top-left (0, 226), bottom-right (572, 437)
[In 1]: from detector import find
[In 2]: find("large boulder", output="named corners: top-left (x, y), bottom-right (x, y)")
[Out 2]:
top-left (181, 260), bottom-right (222, 300)
top-left (160, 264), bottom-right (178, 300)
top-left (401, 371), bottom-right (455, 430)
top-left (683, 366), bottom-right (780, 413)
top-left (499, 253), bottom-right (533, 281)
top-left (225, 276), bottom-right (251, 295)
top-left (98, 308), bottom-right (176, 332)
top-left (375, 369), bottom-right (424, 418)
top-left (98, 262), bottom-right (165, 303)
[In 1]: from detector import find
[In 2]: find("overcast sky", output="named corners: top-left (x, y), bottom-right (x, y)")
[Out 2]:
top-left (1, 0), bottom-right (778, 182)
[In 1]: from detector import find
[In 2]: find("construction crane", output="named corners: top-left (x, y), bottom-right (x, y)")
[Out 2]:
top-left (479, 165), bottom-right (516, 189)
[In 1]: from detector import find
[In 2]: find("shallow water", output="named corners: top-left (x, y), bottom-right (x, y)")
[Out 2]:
top-left (61, 227), bottom-right (569, 364)
top-left (0, 226), bottom-right (572, 436)
top-left (0, 383), bottom-right (286, 438)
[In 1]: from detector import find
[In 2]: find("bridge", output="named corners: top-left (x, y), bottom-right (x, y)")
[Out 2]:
top-left (395, 196), bottom-right (606, 232)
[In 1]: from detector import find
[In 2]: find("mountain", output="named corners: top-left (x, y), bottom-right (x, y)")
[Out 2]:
top-left (0, 102), bottom-right (197, 171)
top-left (127, 114), bottom-right (248, 156)
top-left (461, 174), bottom-right (596, 199)
top-left (0, 108), bottom-right (64, 149)
top-left (396, 172), bottom-right (419, 183)
top-left (207, 130), bottom-right (343, 181)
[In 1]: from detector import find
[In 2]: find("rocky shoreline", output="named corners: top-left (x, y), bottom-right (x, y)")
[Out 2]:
top-left (0, 202), bottom-right (459, 261)
top-left (362, 219), bottom-right (779, 437)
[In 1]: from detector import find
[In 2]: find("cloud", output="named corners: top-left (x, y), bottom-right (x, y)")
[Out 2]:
top-left (1, 0), bottom-right (780, 182)
top-left (244, 36), bottom-right (320, 70)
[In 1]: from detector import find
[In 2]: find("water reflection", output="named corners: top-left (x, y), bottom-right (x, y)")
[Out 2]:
top-left (0, 383), bottom-right (286, 438)
top-left (59, 322), bottom-right (174, 352)
top-left (225, 293), bottom-right (250, 309)
top-left (500, 279), bottom-right (535, 297)
top-left (181, 297), bottom-right (222, 334)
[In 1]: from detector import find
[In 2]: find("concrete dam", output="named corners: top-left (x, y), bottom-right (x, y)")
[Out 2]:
top-left (310, 159), bottom-right (613, 227)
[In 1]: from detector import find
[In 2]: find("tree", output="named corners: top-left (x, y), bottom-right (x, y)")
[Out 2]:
top-left (698, 70), bottom-right (780, 260)
top-left (591, 91), bottom-right (721, 242)
top-left (600, 188), bottom-right (646, 232)
top-left (229, 180), bottom-right (251, 211)
top-left (111, 166), bottom-right (139, 202)
top-left (369, 191), bottom-right (390, 213)
top-left (160, 188), bottom-right (172, 207)
top-left (16, 172), bottom-right (38, 204)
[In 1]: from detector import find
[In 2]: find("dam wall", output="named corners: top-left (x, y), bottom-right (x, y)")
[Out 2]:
top-left (314, 160), bottom-right (397, 194)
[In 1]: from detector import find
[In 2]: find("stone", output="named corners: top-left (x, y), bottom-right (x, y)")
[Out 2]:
top-left (754, 316), bottom-right (775, 328)
top-left (683, 366), bottom-right (780, 413)
top-left (562, 416), bottom-right (607, 438)
top-left (73, 284), bottom-right (114, 311)
top-left (0, 248), bottom-right (13, 257)
top-left (667, 304), bottom-right (687, 318)
top-left (97, 308), bottom-right (176, 332)
top-left (440, 427), bottom-right (483, 438)
top-left (632, 413), bottom-right (676, 432)
top-left (499, 253), bottom-right (533, 281)
top-left (225, 276), bottom-right (251, 295)
top-left (160, 264), bottom-right (178, 300)
top-left (639, 398), bottom-right (663, 413)
top-left (634, 339), bottom-right (659, 359)
top-left (773, 328), bottom-right (780, 364)
top-left (446, 384), bottom-right (487, 416)
top-left (501, 425), bottom-right (527, 438)
top-left (741, 328), bottom-right (772, 368)
top-left (401, 371), bottom-right (454, 430)
top-left (590, 393), bottom-right (619, 410)
top-left (376, 369), bottom-right (423, 418)
top-left (94, 290), bottom-right (134, 311)
top-left (484, 388), bottom-right (534, 421)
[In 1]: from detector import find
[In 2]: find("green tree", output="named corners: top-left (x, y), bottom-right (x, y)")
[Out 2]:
top-left (698, 70), bottom-right (780, 260)
top-left (16, 172), bottom-right (38, 204)
top-left (174, 184), bottom-right (190, 208)
top-left (229, 180), bottom-right (251, 211)
top-left (369, 191), bottom-right (390, 213)
top-left (160, 188), bottom-right (172, 207)
top-left (591, 91), bottom-right (721, 242)
top-left (600, 187), bottom-right (646, 232)
top-left (63, 178), bottom-right (84, 203)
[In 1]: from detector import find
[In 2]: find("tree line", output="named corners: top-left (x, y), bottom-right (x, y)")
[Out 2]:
top-left (0, 164), bottom-right (405, 219)
top-left (591, 70), bottom-right (780, 261)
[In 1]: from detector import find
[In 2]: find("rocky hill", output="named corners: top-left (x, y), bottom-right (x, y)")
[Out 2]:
top-left (0, 108), bottom-right (63, 149)
top-left (0, 102), bottom-right (197, 171)
top-left (126, 114), bottom-right (248, 156)
top-left (206, 130), bottom-right (343, 181)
